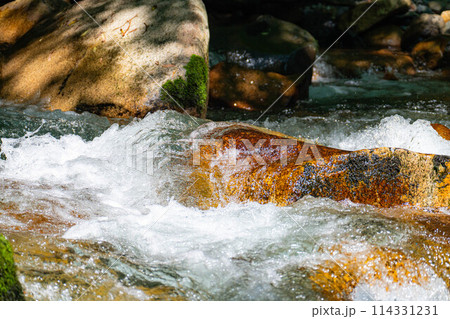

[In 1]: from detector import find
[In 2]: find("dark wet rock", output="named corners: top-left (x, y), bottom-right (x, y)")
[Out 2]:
top-left (0, 0), bottom-right (209, 118)
top-left (411, 36), bottom-right (449, 69)
top-left (402, 13), bottom-right (445, 51)
top-left (259, 2), bottom-right (348, 47)
top-left (0, 233), bottom-right (24, 301)
top-left (209, 62), bottom-right (308, 111)
top-left (0, 0), bottom-right (68, 47)
top-left (363, 24), bottom-right (403, 49)
top-left (323, 49), bottom-right (416, 77)
top-left (210, 15), bottom-right (317, 76)
top-left (338, 0), bottom-right (412, 34)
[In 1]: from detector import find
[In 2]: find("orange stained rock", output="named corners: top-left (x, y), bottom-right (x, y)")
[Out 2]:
top-left (411, 38), bottom-right (449, 69)
top-left (432, 123), bottom-right (450, 141)
top-left (188, 123), bottom-right (450, 209)
top-left (307, 245), bottom-right (431, 300)
top-left (442, 10), bottom-right (450, 23)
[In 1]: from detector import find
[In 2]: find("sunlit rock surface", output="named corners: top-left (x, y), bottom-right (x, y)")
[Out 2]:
top-left (189, 122), bottom-right (450, 209)
top-left (0, 0), bottom-right (67, 47)
top-left (0, 0), bottom-right (209, 118)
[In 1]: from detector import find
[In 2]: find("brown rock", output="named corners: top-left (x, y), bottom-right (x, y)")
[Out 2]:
top-left (0, 0), bottom-right (66, 46)
top-left (187, 122), bottom-right (450, 209)
top-left (323, 49), bottom-right (416, 77)
top-left (363, 25), bottom-right (403, 49)
top-left (0, 0), bottom-right (209, 118)
top-left (209, 62), bottom-right (308, 111)
top-left (411, 37), bottom-right (449, 69)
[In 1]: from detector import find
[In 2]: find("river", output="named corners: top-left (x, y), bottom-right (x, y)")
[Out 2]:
top-left (1, 65), bottom-right (449, 300)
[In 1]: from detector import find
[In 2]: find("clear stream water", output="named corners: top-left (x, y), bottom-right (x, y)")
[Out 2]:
top-left (1, 69), bottom-right (450, 300)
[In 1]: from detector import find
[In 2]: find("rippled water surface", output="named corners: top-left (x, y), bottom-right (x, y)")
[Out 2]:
top-left (1, 73), bottom-right (449, 300)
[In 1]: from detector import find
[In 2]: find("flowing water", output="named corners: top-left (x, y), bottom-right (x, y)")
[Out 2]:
top-left (1, 68), bottom-right (450, 300)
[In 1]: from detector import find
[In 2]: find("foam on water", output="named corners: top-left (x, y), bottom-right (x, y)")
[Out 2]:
top-left (1, 110), bottom-right (449, 300)
top-left (257, 115), bottom-right (450, 155)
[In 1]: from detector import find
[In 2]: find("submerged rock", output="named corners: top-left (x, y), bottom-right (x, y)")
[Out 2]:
top-left (187, 122), bottom-right (450, 209)
top-left (338, 0), bottom-right (412, 34)
top-left (0, 233), bottom-right (24, 301)
top-left (323, 49), bottom-right (416, 77)
top-left (209, 62), bottom-right (308, 111)
top-left (0, 0), bottom-right (209, 118)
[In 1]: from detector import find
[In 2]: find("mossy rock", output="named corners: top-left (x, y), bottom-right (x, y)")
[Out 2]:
top-left (161, 54), bottom-right (208, 118)
top-left (0, 234), bottom-right (24, 301)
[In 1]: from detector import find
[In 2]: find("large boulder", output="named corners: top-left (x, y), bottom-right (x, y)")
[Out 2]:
top-left (210, 15), bottom-right (317, 75)
top-left (338, 0), bottom-right (412, 34)
top-left (0, 0), bottom-right (68, 47)
top-left (0, 0), bottom-right (209, 118)
top-left (0, 233), bottom-right (24, 301)
top-left (187, 122), bottom-right (450, 209)
top-left (402, 13), bottom-right (445, 51)
top-left (209, 62), bottom-right (308, 111)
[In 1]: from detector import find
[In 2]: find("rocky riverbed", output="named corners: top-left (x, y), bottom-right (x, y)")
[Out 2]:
top-left (1, 0), bottom-right (450, 301)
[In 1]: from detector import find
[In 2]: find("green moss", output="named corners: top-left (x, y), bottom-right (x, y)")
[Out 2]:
top-left (0, 234), bottom-right (24, 301)
top-left (161, 54), bottom-right (208, 118)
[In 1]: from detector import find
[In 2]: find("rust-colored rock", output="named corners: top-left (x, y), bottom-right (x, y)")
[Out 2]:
top-left (306, 245), bottom-right (430, 300)
top-left (209, 62), bottom-right (308, 111)
top-left (411, 37), bottom-right (449, 69)
top-left (363, 25), bottom-right (403, 49)
top-left (432, 123), bottom-right (450, 140)
top-left (187, 122), bottom-right (450, 209)
top-left (323, 49), bottom-right (416, 77)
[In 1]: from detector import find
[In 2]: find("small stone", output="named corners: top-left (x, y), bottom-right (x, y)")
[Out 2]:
top-left (429, 1), bottom-right (443, 13)
top-left (209, 62), bottom-right (308, 112)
